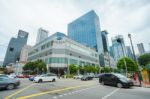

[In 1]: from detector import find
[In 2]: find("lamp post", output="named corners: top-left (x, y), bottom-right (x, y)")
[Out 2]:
top-left (117, 38), bottom-right (128, 77)
top-left (128, 34), bottom-right (136, 61)
top-left (128, 33), bottom-right (142, 86)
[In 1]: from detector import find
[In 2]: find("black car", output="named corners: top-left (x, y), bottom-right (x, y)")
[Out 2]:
top-left (99, 73), bottom-right (133, 88)
top-left (0, 77), bottom-right (20, 90)
top-left (81, 75), bottom-right (93, 81)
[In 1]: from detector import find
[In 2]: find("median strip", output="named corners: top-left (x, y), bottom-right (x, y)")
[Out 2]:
top-left (5, 83), bottom-right (36, 99)
top-left (16, 83), bottom-right (95, 99)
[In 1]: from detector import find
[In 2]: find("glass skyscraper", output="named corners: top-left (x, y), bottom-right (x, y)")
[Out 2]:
top-left (68, 10), bottom-right (104, 66)
top-left (101, 30), bottom-right (109, 52)
top-left (137, 43), bottom-right (145, 55)
top-left (3, 30), bottom-right (28, 66)
top-left (111, 35), bottom-right (126, 61)
top-left (126, 46), bottom-right (134, 59)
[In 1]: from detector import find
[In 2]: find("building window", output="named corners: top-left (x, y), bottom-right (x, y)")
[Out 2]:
top-left (9, 47), bottom-right (14, 52)
top-left (70, 59), bottom-right (78, 65)
top-left (49, 57), bottom-right (66, 64)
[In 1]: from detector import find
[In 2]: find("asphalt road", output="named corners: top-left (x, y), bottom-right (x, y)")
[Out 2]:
top-left (0, 78), bottom-right (150, 99)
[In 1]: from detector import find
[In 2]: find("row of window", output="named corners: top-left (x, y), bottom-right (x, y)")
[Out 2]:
top-left (42, 57), bottom-right (97, 66)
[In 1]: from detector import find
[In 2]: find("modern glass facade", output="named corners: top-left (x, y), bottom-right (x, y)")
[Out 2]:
top-left (137, 43), bottom-right (145, 55)
top-left (101, 30), bottom-right (109, 52)
top-left (68, 10), bottom-right (103, 54)
top-left (3, 30), bottom-right (28, 66)
top-left (126, 46), bottom-right (134, 59)
top-left (111, 35), bottom-right (126, 61)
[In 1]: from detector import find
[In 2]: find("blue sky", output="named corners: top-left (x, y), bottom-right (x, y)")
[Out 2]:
top-left (0, 0), bottom-right (150, 61)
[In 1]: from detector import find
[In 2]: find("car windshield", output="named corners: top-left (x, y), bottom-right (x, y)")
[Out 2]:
top-left (114, 74), bottom-right (127, 79)
top-left (0, 77), bottom-right (10, 81)
top-left (0, 74), bottom-right (8, 77)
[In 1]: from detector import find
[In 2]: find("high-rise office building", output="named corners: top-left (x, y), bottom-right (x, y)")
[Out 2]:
top-left (137, 43), bottom-right (145, 55)
top-left (68, 10), bottom-right (103, 53)
top-left (68, 10), bottom-right (104, 66)
top-left (111, 35), bottom-right (126, 61)
top-left (36, 28), bottom-right (49, 44)
top-left (3, 30), bottom-right (28, 66)
top-left (126, 46), bottom-right (134, 59)
top-left (101, 30), bottom-right (109, 52)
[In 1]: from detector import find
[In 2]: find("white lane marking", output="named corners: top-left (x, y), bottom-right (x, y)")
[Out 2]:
top-left (51, 85), bottom-right (99, 99)
top-left (64, 93), bottom-right (68, 96)
top-left (52, 96), bottom-right (58, 99)
top-left (102, 88), bottom-right (120, 99)
top-left (59, 95), bottom-right (63, 97)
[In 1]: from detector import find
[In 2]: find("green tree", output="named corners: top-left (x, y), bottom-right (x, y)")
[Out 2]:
top-left (138, 54), bottom-right (150, 66)
top-left (23, 60), bottom-right (47, 74)
top-left (101, 66), bottom-right (111, 73)
top-left (117, 57), bottom-right (138, 73)
top-left (84, 66), bottom-right (97, 73)
top-left (69, 64), bottom-right (78, 74)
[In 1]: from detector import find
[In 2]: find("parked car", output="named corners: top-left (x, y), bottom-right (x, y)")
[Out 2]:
top-left (28, 75), bottom-right (37, 81)
top-left (74, 75), bottom-right (83, 79)
top-left (0, 77), bottom-right (20, 90)
top-left (8, 74), bottom-right (17, 78)
top-left (81, 75), bottom-right (93, 81)
top-left (16, 74), bottom-right (25, 78)
top-left (34, 73), bottom-right (58, 83)
top-left (16, 74), bottom-right (30, 78)
top-left (99, 73), bottom-right (134, 88)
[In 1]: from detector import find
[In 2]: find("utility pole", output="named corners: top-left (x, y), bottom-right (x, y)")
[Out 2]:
top-left (128, 33), bottom-right (142, 86)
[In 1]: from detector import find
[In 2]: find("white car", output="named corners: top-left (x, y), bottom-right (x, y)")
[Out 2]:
top-left (34, 73), bottom-right (58, 83)
top-left (73, 75), bottom-right (83, 79)
top-left (8, 74), bottom-right (17, 78)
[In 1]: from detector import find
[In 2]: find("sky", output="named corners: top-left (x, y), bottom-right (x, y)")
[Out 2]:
top-left (0, 0), bottom-right (150, 61)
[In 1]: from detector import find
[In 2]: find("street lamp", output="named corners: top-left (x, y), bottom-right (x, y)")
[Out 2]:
top-left (128, 33), bottom-right (142, 86)
top-left (128, 34), bottom-right (136, 61)
top-left (116, 38), bottom-right (128, 77)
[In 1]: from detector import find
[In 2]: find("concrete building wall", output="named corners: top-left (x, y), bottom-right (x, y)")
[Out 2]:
top-left (20, 45), bottom-right (32, 62)
top-left (28, 32), bottom-right (99, 74)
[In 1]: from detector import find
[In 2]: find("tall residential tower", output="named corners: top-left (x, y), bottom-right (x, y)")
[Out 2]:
top-left (36, 28), bottom-right (49, 44)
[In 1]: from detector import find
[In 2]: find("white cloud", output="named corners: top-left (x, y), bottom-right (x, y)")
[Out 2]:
top-left (0, 0), bottom-right (150, 61)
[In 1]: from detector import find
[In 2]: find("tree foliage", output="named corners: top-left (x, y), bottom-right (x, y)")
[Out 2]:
top-left (23, 60), bottom-right (47, 74)
top-left (117, 57), bottom-right (138, 72)
top-left (69, 65), bottom-right (100, 74)
top-left (138, 54), bottom-right (150, 66)
top-left (69, 64), bottom-right (78, 74)
top-left (101, 66), bottom-right (111, 73)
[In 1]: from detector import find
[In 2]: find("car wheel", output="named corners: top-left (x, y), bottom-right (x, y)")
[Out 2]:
top-left (7, 84), bottom-right (15, 90)
top-left (117, 83), bottom-right (123, 88)
top-left (52, 79), bottom-right (56, 82)
top-left (38, 79), bottom-right (43, 83)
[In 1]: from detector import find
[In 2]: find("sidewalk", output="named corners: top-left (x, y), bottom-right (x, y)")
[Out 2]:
top-left (142, 81), bottom-right (150, 88)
